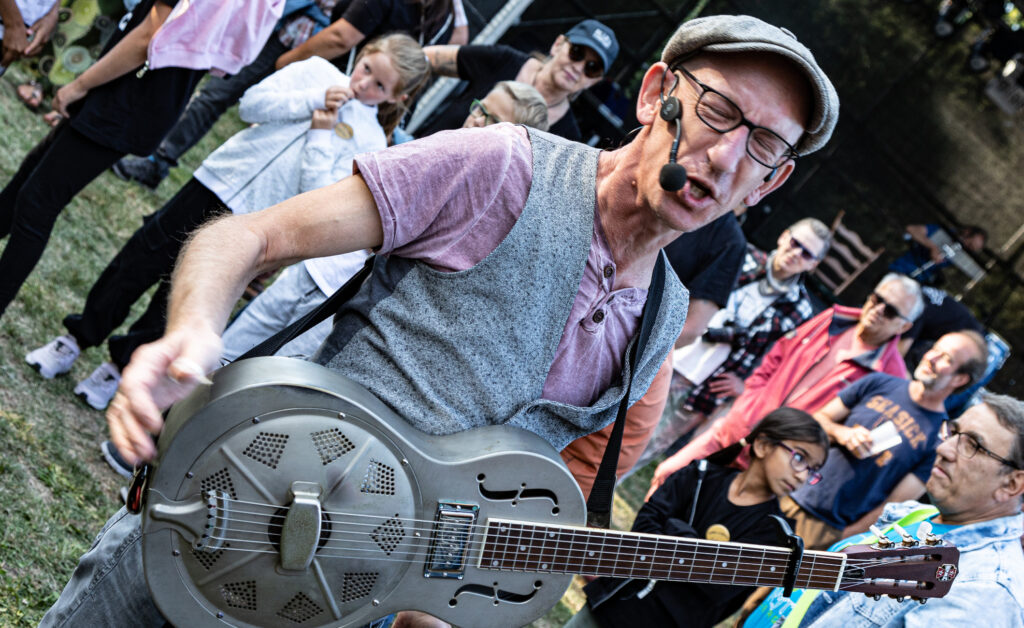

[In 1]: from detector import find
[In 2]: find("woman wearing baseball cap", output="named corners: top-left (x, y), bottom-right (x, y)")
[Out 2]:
top-left (416, 19), bottom-right (619, 140)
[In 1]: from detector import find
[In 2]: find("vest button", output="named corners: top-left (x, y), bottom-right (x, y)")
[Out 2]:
top-left (603, 265), bottom-right (614, 278)
top-left (592, 310), bottom-right (605, 323)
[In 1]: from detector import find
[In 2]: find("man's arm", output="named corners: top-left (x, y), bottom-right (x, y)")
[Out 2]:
top-left (424, 45), bottom-right (460, 77)
top-left (841, 473), bottom-right (926, 538)
top-left (276, 19), bottom-right (365, 69)
top-left (905, 224), bottom-right (944, 264)
top-left (108, 175), bottom-right (384, 464)
top-left (0, 0), bottom-right (28, 65)
top-left (814, 396), bottom-right (874, 457)
top-left (674, 298), bottom-right (718, 348)
top-left (52, 1), bottom-right (173, 115)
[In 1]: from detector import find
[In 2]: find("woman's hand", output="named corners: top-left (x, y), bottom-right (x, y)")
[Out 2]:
top-left (52, 80), bottom-right (88, 116)
top-left (324, 85), bottom-right (355, 110)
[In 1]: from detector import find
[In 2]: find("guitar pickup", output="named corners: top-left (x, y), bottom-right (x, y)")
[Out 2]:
top-left (424, 501), bottom-right (479, 579)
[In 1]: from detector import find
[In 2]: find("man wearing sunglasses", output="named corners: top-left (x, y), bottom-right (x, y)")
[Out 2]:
top-left (46, 15), bottom-right (840, 626)
top-left (785, 330), bottom-right (988, 549)
top-left (778, 393), bottom-right (1024, 628)
top-left (419, 19), bottom-right (618, 140)
top-left (652, 274), bottom-right (924, 495)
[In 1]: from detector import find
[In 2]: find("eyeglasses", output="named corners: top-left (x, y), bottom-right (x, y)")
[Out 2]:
top-left (675, 65), bottom-right (800, 170)
top-left (567, 43), bottom-right (605, 79)
top-left (777, 442), bottom-right (823, 485)
top-left (939, 420), bottom-right (1022, 470)
top-left (469, 99), bottom-right (502, 125)
top-left (789, 235), bottom-right (820, 261)
top-left (866, 292), bottom-right (911, 322)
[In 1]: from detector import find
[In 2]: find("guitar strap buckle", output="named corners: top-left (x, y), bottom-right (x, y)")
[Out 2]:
top-left (125, 463), bottom-right (152, 514)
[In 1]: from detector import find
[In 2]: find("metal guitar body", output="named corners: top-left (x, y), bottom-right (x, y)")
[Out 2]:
top-left (142, 357), bottom-right (585, 628)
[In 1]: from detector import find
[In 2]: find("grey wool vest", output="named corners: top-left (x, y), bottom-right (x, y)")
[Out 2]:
top-left (314, 128), bottom-right (689, 450)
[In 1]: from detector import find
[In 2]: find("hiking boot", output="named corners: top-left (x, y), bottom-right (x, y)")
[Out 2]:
top-left (101, 440), bottom-right (134, 479)
top-left (74, 362), bottom-right (121, 410)
top-left (25, 334), bottom-right (80, 379)
top-left (111, 156), bottom-right (168, 190)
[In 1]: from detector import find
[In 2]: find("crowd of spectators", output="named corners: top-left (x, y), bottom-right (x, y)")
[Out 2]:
top-left (1, 5), bottom-right (1020, 628)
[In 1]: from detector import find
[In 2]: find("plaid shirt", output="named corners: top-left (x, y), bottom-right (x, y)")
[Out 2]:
top-left (684, 245), bottom-right (816, 414)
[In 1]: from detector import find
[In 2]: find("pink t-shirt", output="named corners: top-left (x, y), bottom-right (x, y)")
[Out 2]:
top-left (354, 124), bottom-right (647, 406)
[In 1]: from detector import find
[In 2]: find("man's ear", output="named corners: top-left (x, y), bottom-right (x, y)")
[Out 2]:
top-left (744, 160), bottom-right (795, 207)
top-left (994, 469), bottom-right (1024, 503)
top-left (636, 62), bottom-right (670, 127)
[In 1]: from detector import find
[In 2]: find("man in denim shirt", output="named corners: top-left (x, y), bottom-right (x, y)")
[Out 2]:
top-left (797, 393), bottom-right (1024, 627)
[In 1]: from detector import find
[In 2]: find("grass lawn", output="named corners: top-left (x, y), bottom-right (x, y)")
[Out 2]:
top-left (0, 70), bottom-right (660, 626)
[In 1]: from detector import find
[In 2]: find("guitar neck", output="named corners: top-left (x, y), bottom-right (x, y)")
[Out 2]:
top-left (479, 519), bottom-right (845, 591)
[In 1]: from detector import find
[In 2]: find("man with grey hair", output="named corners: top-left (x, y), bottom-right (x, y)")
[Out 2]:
top-left (630, 216), bottom-right (831, 473)
top-left (749, 392), bottom-right (1024, 627)
top-left (650, 273), bottom-right (923, 496)
top-left (45, 14), bottom-right (840, 626)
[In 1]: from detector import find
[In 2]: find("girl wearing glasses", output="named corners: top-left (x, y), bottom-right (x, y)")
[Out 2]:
top-left (418, 19), bottom-right (618, 140)
top-left (567, 408), bottom-right (828, 628)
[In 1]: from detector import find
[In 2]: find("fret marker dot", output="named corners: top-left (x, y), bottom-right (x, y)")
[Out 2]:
top-left (541, 563), bottom-right (548, 570)
top-left (722, 562), bottom-right (728, 568)
top-left (548, 532), bottom-right (555, 538)
top-left (640, 556), bottom-right (646, 561)
top-left (589, 551), bottom-right (595, 557)
top-left (770, 566), bottom-right (776, 572)
top-left (678, 559), bottom-right (685, 565)
top-left (492, 560), bottom-right (499, 567)
top-left (520, 545), bottom-right (526, 551)
top-left (500, 526), bottom-right (507, 532)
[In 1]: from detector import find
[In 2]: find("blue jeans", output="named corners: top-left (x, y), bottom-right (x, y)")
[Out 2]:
top-left (41, 507), bottom-right (163, 627)
top-left (221, 262), bottom-right (332, 362)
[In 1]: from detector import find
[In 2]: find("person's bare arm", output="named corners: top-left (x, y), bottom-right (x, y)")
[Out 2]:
top-left (24, 0), bottom-right (59, 56)
top-left (276, 18), bottom-right (365, 69)
top-left (424, 45), bottom-right (460, 77)
top-left (841, 473), bottom-right (927, 538)
top-left (0, 0), bottom-right (28, 65)
top-left (905, 224), bottom-right (944, 264)
top-left (52, 1), bottom-right (172, 115)
top-left (447, 25), bottom-right (468, 46)
top-left (674, 297), bottom-right (718, 348)
top-left (108, 175), bottom-right (384, 464)
top-left (813, 397), bottom-right (873, 456)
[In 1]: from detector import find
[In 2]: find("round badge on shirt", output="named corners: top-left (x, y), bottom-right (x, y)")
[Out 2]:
top-left (706, 524), bottom-right (730, 541)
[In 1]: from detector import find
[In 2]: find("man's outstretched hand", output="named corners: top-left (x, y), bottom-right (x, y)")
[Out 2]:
top-left (107, 329), bottom-right (222, 465)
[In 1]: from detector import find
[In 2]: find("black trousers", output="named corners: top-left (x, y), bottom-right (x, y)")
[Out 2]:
top-left (63, 178), bottom-right (228, 368)
top-left (0, 121), bottom-right (124, 316)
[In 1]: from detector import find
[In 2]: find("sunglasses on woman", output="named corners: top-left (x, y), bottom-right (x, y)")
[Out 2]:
top-left (567, 43), bottom-right (605, 79)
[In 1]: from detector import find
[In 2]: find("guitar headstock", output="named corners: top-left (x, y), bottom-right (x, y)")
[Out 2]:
top-left (839, 540), bottom-right (960, 601)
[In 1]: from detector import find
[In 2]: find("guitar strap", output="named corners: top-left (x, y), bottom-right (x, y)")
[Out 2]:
top-left (237, 256), bottom-right (376, 361)
top-left (586, 254), bottom-right (666, 529)
top-left (237, 254), bottom-right (668, 531)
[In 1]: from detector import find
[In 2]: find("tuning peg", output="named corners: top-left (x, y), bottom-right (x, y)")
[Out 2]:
top-left (892, 523), bottom-right (918, 547)
top-left (870, 525), bottom-right (895, 547)
top-left (914, 597), bottom-right (928, 605)
top-left (916, 521), bottom-right (942, 546)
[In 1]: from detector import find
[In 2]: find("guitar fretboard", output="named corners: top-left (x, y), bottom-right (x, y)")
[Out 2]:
top-left (478, 519), bottom-right (845, 591)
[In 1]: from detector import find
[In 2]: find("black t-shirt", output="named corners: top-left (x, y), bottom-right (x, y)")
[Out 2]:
top-left (69, 0), bottom-right (204, 155)
top-left (331, 0), bottom-right (452, 52)
top-left (904, 286), bottom-right (985, 368)
top-left (584, 462), bottom-right (785, 628)
top-left (415, 44), bottom-right (582, 140)
top-left (663, 213), bottom-right (747, 307)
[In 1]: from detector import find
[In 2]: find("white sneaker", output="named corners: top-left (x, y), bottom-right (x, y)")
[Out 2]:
top-left (25, 334), bottom-right (81, 379)
top-left (74, 362), bottom-right (121, 410)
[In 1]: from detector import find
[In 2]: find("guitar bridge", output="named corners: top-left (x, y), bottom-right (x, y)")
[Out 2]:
top-left (424, 501), bottom-right (478, 579)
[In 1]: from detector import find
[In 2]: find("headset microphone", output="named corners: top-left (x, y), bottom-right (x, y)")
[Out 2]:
top-left (658, 68), bottom-right (688, 192)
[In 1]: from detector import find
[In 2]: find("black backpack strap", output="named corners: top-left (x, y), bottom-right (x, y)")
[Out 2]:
top-left (586, 254), bottom-right (667, 528)
top-left (236, 255), bottom-right (375, 361)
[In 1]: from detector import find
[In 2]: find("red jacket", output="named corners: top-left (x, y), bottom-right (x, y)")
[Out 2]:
top-left (674, 305), bottom-right (908, 468)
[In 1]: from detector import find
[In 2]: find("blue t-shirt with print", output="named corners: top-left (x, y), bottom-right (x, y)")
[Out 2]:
top-left (790, 373), bottom-right (946, 529)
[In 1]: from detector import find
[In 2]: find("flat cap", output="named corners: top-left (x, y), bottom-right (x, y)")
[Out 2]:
top-left (661, 14), bottom-right (839, 154)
